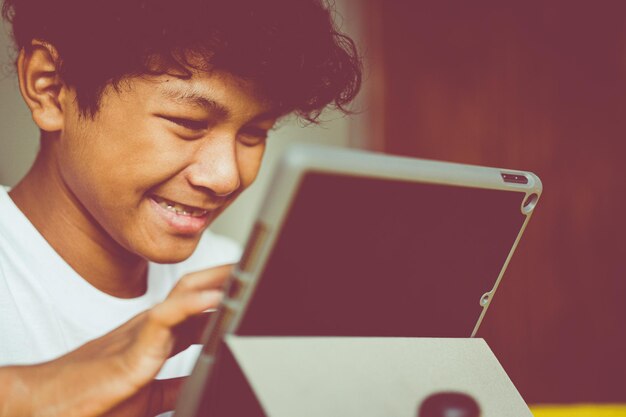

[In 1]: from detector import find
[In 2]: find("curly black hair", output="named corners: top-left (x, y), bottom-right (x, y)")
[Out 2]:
top-left (2, 0), bottom-right (361, 121)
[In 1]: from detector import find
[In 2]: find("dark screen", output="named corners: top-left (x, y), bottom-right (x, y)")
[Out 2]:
top-left (236, 172), bottom-right (527, 337)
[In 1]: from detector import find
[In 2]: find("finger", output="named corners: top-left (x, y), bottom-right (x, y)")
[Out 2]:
top-left (99, 377), bottom-right (185, 417)
top-left (169, 264), bottom-right (233, 296)
top-left (148, 377), bottom-right (187, 416)
top-left (151, 288), bottom-right (222, 328)
top-left (151, 265), bottom-right (232, 327)
top-left (151, 265), bottom-right (233, 328)
top-left (179, 311), bottom-right (213, 344)
top-left (170, 311), bottom-right (213, 356)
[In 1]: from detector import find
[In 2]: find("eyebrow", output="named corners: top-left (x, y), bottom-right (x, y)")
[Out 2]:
top-left (159, 83), bottom-right (281, 123)
top-left (160, 85), bottom-right (230, 119)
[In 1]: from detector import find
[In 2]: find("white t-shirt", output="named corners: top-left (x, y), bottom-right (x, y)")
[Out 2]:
top-left (0, 186), bottom-right (241, 379)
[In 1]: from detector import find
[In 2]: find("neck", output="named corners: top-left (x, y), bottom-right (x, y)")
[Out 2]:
top-left (9, 142), bottom-right (148, 298)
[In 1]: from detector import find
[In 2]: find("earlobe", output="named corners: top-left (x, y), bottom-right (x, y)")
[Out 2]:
top-left (17, 41), bottom-right (66, 132)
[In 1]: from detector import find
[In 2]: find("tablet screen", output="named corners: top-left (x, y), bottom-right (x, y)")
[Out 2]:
top-left (236, 172), bottom-right (527, 337)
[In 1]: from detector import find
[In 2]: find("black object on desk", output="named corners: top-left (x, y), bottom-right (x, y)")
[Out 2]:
top-left (418, 392), bottom-right (481, 417)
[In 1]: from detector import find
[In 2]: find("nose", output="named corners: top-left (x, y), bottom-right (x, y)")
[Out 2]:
top-left (185, 136), bottom-right (241, 197)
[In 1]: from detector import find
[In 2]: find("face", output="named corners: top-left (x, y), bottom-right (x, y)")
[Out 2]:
top-left (56, 70), bottom-right (277, 263)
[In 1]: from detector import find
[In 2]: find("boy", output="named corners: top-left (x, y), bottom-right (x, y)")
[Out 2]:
top-left (0, 0), bottom-right (361, 415)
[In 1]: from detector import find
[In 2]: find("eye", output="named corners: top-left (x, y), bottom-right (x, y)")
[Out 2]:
top-left (162, 116), bottom-right (207, 131)
top-left (239, 126), bottom-right (268, 147)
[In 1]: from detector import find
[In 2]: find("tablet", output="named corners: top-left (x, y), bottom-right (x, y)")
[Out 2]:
top-left (175, 144), bottom-right (542, 416)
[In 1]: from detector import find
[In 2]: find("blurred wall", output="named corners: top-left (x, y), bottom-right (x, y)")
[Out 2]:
top-left (0, 20), bottom-right (39, 185)
top-left (369, 0), bottom-right (626, 404)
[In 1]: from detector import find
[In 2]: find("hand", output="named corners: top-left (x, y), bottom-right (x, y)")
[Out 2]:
top-left (0, 264), bottom-right (232, 417)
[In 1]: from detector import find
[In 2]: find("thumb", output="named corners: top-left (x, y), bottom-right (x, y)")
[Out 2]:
top-left (147, 377), bottom-right (186, 416)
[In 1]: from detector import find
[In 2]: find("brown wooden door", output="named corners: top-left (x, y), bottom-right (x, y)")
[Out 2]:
top-left (366, 0), bottom-right (626, 403)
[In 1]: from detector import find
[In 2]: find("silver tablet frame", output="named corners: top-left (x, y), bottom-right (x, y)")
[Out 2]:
top-left (175, 143), bottom-right (542, 417)
top-left (225, 144), bottom-right (541, 338)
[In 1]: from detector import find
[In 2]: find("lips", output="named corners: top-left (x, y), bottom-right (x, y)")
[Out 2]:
top-left (149, 195), bottom-right (215, 235)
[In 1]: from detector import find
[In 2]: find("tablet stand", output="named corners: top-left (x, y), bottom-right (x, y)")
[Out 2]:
top-left (185, 336), bottom-right (532, 417)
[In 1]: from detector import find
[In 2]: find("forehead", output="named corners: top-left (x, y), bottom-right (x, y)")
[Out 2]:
top-left (155, 71), bottom-right (278, 120)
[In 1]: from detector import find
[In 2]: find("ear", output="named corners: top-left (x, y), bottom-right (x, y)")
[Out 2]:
top-left (17, 40), bottom-right (67, 132)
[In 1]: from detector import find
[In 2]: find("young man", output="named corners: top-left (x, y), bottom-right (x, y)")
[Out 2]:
top-left (0, 0), bottom-right (361, 415)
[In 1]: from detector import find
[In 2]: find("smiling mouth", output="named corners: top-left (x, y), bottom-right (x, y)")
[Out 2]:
top-left (152, 196), bottom-right (209, 218)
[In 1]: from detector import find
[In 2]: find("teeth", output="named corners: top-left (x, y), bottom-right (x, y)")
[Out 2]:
top-left (191, 209), bottom-right (206, 217)
top-left (154, 196), bottom-right (208, 217)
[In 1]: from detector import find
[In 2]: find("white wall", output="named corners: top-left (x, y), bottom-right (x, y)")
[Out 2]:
top-left (0, 21), bottom-right (39, 186)
top-left (0, 1), bottom-right (367, 246)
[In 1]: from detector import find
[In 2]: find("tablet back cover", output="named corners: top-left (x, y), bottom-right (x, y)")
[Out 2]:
top-left (235, 172), bottom-right (530, 338)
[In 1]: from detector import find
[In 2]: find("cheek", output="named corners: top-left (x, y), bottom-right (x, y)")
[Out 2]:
top-left (56, 117), bottom-right (196, 237)
top-left (69, 120), bottom-right (191, 191)
top-left (237, 144), bottom-right (266, 187)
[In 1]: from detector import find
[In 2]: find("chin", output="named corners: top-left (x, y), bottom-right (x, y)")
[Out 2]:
top-left (147, 252), bottom-right (192, 264)
top-left (140, 239), bottom-right (200, 264)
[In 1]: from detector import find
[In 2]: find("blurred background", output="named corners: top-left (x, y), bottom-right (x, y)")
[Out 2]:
top-left (1, 0), bottom-right (625, 407)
